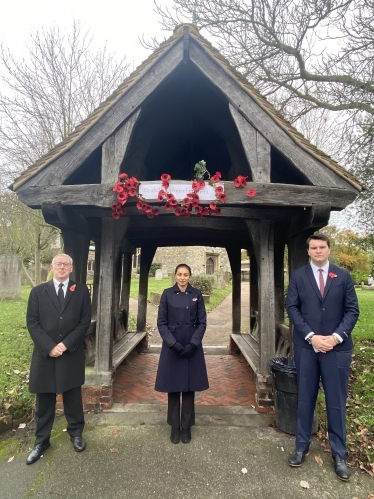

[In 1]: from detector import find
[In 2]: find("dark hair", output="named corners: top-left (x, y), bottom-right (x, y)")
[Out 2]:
top-left (175, 263), bottom-right (192, 276)
top-left (306, 233), bottom-right (331, 249)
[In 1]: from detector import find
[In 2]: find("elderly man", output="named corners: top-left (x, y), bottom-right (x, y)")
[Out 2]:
top-left (26, 254), bottom-right (91, 464)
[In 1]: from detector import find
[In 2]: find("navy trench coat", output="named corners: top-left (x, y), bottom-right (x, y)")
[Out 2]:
top-left (155, 283), bottom-right (209, 393)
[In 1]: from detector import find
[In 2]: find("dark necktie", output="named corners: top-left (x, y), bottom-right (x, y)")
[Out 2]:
top-left (58, 283), bottom-right (65, 309)
top-left (319, 269), bottom-right (325, 297)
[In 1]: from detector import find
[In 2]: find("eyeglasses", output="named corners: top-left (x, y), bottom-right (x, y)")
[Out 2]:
top-left (54, 262), bottom-right (72, 268)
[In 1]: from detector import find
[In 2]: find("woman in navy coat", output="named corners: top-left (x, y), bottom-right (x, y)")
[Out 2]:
top-left (155, 264), bottom-right (209, 444)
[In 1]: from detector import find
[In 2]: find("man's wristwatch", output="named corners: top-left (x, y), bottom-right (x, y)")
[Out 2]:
top-left (306, 334), bottom-right (314, 345)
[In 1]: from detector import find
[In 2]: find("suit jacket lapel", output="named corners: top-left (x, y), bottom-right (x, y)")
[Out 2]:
top-left (62, 280), bottom-right (75, 311)
top-left (305, 264), bottom-right (323, 301)
top-left (323, 264), bottom-right (337, 299)
top-left (46, 280), bottom-right (61, 312)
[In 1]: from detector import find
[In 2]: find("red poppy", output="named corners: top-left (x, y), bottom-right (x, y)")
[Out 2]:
top-left (211, 175), bottom-right (220, 183)
top-left (136, 201), bottom-right (144, 210)
top-left (128, 188), bottom-right (137, 197)
top-left (112, 212), bottom-right (120, 219)
top-left (120, 207), bottom-right (127, 215)
top-left (247, 189), bottom-right (256, 197)
top-left (166, 193), bottom-right (175, 200)
top-left (329, 272), bottom-right (338, 278)
top-left (70, 284), bottom-right (76, 292)
top-left (234, 175), bottom-right (248, 188)
top-left (184, 211), bottom-right (191, 218)
top-left (187, 192), bottom-right (195, 198)
top-left (153, 208), bottom-right (160, 216)
top-left (157, 194), bottom-right (164, 202)
top-left (117, 191), bottom-right (128, 202)
top-left (182, 197), bottom-right (191, 206)
top-left (214, 208), bottom-right (221, 216)
top-left (174, 207), bottom-right (182, 216)
top-left (144, 205), bottom-right (153, 214)
top-left (161, 173), bottom-right (171, 182)
top-left (119, 173), bottom-right (128, 180)
top-left (162, 181), bottom-right (169, 190)
top-left (195, 205), bottom-right (203, 213)
top-left (164, 202), bottom-right (172, 210)
top-left (111, 203), bottom-right (118, 211)
top-left (209, 201), bottom-right (217, 210)
top-left (192, 199), bottom-right (200, 208)
top-left (116, 184), bottom-right (125, 193)
top-left (170, 199), bottom-right (179, 207)
top-left (198, 180), bottom-right (206, 189)
top-left (218, 193), bottom-right (227, 202)
top-left (192, 180), bottom-right (200, 191)
top-left (202, 207), bottom-right (209, 216)
top-left (147, 213), bottom-right (155, 219)
top-left (158, 189), bottom-right (166, 196)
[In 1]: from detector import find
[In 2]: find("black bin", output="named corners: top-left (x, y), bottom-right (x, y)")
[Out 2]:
top-left (270, 356), bottom-right (318, 435)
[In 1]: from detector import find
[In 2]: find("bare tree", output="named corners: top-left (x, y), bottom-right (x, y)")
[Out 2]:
top-left (0, 20), bottom-right (130, 188)
top-left (155, 0), bottom-right (374, 228)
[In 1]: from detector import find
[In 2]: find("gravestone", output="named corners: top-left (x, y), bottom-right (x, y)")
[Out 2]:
top-left (162, 266), bottom-right (168, 278)
top-left (155, 269), bottom-right (163, 280)
top-left (0, 256), bottom-right (22, 300)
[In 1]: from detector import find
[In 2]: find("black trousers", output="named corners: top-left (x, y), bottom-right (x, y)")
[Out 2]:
top-left (34, 386), bottom-right (85, 444)
top-left (167, 391), bottom-right (195, 430)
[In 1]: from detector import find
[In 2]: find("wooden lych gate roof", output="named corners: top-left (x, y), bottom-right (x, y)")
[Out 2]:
top-left (12, 23), bottom-right (361, 248)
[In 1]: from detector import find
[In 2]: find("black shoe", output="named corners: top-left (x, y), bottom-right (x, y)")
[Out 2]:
top-left (332, 454), bottom-right (350, 481)
top-left (288, 449), bottom-right (309, 467)
top-left (181, 428), bottom-right (191, 444)
top-left (70, 436), bottom-right (86, 452)
top-left (26, 441), bottom-right (50, 465)
top-left (170, 428), bottom-right (180, 444)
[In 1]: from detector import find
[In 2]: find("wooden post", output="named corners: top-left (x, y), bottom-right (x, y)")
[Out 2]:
top-left (274, 241), bottom-right (286, 325)
top-left (113, 251), bottom-right (123, 342)
top-left (91, 242), bottom-right (101, 320)
top-left (62, 229), bottom-right (90, 283)
top-left (120, 252), bottom-right (132, 332)
top-left (248, 247), bottom-right (258, 335)
top-left (226, 246), bottom-right (241, 334)
top-left (288, 233), bottom-right (310, 275)
top-left (137, 245), bottom-right (157, 334)
top-left (95, 219), bottom-right (116, 373)
top-left (246, 219), bottom-right (276, 374)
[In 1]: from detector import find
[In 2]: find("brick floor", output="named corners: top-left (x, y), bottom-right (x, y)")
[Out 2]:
top-left (113, 352), bottom-right (255, 406)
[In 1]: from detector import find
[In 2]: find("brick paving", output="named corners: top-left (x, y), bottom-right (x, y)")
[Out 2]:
top-left (113, 352), bottom-right (255, 406)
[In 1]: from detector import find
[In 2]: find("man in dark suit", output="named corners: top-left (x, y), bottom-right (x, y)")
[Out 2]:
top-left (286, 234), bottom-right (359, 481)
top-left (26, 253), bottom-right (91, 464)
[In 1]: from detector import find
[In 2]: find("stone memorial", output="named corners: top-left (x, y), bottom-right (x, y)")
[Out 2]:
top-left (155, 269), bottom-right (163, 280)
top-left (0, 255), bottom-right (22, 300)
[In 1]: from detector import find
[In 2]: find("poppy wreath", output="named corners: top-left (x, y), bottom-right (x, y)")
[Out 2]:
top-left (112, 163), bottom-right (256, 219)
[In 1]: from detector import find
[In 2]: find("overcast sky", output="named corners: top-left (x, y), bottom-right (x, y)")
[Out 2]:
top-left (0, 0), bottom-right (177, 68)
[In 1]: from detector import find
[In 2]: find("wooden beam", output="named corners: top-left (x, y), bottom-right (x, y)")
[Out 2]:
top-left (20, 41), bottom-right (183, 188)
top-left (189, 40), bottom-right (357, 192)
top-left (61, 229), bottom-right (90, 284)
top-left (101, 109), bottom-right (141, 184)
top-left (41, 204), bottom-right (88, 235)
top-left (229, 104), bottom-right (270, 182)
top-left (20, 182), bottom-right (356, 210)
top-left (288, 204), bottom-right (331, 238)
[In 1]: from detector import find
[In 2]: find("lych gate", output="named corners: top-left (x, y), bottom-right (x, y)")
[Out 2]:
top-left (11, 24), bottom-right (361, 411)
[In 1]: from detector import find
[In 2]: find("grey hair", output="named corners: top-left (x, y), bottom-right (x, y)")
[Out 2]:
top-left (52, 254), bottom-right (73, 265)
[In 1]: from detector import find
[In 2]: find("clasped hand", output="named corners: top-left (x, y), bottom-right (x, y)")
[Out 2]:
top-left (49, 342), bottom-right (67, 357)
top-left (311, 335), bottom-right (337, 353)
top-left (171, 342), bottom-right (196, 357)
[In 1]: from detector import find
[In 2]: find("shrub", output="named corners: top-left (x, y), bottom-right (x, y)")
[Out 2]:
top-left (190, 274), bottom-right (214, 295)
top-left (149, 262), bottom-right (162, 277)
top-left (350, 270), bottom-right (370, 285)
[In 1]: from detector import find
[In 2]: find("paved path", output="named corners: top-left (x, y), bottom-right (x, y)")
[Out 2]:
top-left (129, 282), bottom-right (250, 346)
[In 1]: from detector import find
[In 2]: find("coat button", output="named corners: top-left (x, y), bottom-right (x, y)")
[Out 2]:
top-left (60, 317), bottom-right (63, 320)
top-left (177, 323), bottom-right (180, 326)
top-left (186, 306), bottom-right (189, 309)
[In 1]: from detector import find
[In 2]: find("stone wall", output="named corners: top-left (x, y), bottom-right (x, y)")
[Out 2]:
top-left (154, 246), bottom-right (230, 285)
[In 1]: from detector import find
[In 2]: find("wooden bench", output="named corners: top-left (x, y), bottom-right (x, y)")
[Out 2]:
top-left (230, 333), bottom-right (259, 373)
top-left (112, 331), bottom-right (147, 370)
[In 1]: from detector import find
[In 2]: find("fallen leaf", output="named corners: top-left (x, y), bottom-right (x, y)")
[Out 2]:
top-left (241, 468), bottom-right (248, 474)
top-left (250, 405), bottom-right (255, 409)
top-left (62, 429), bottom-right (67, 432)
top-left (112, 429), bottom-right (120, 435)
top-left (18, 423), bottom-right (26, 429)
top-left (315, 455), bottom-right (323, 466)
top-left (7, 456), bottom-right (14, 463)
top-left (110, 448), bottom-right (119, 453)
top-left (281, 447), bottom-right (284, 452)
top-left (300, 481), bottom-right (310, 489)
top-left (13, 370), bottom-right (20, 374)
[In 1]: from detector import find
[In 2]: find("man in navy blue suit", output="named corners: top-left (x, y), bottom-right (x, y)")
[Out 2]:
top-left (286, 234), bottom-right (359, 481)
